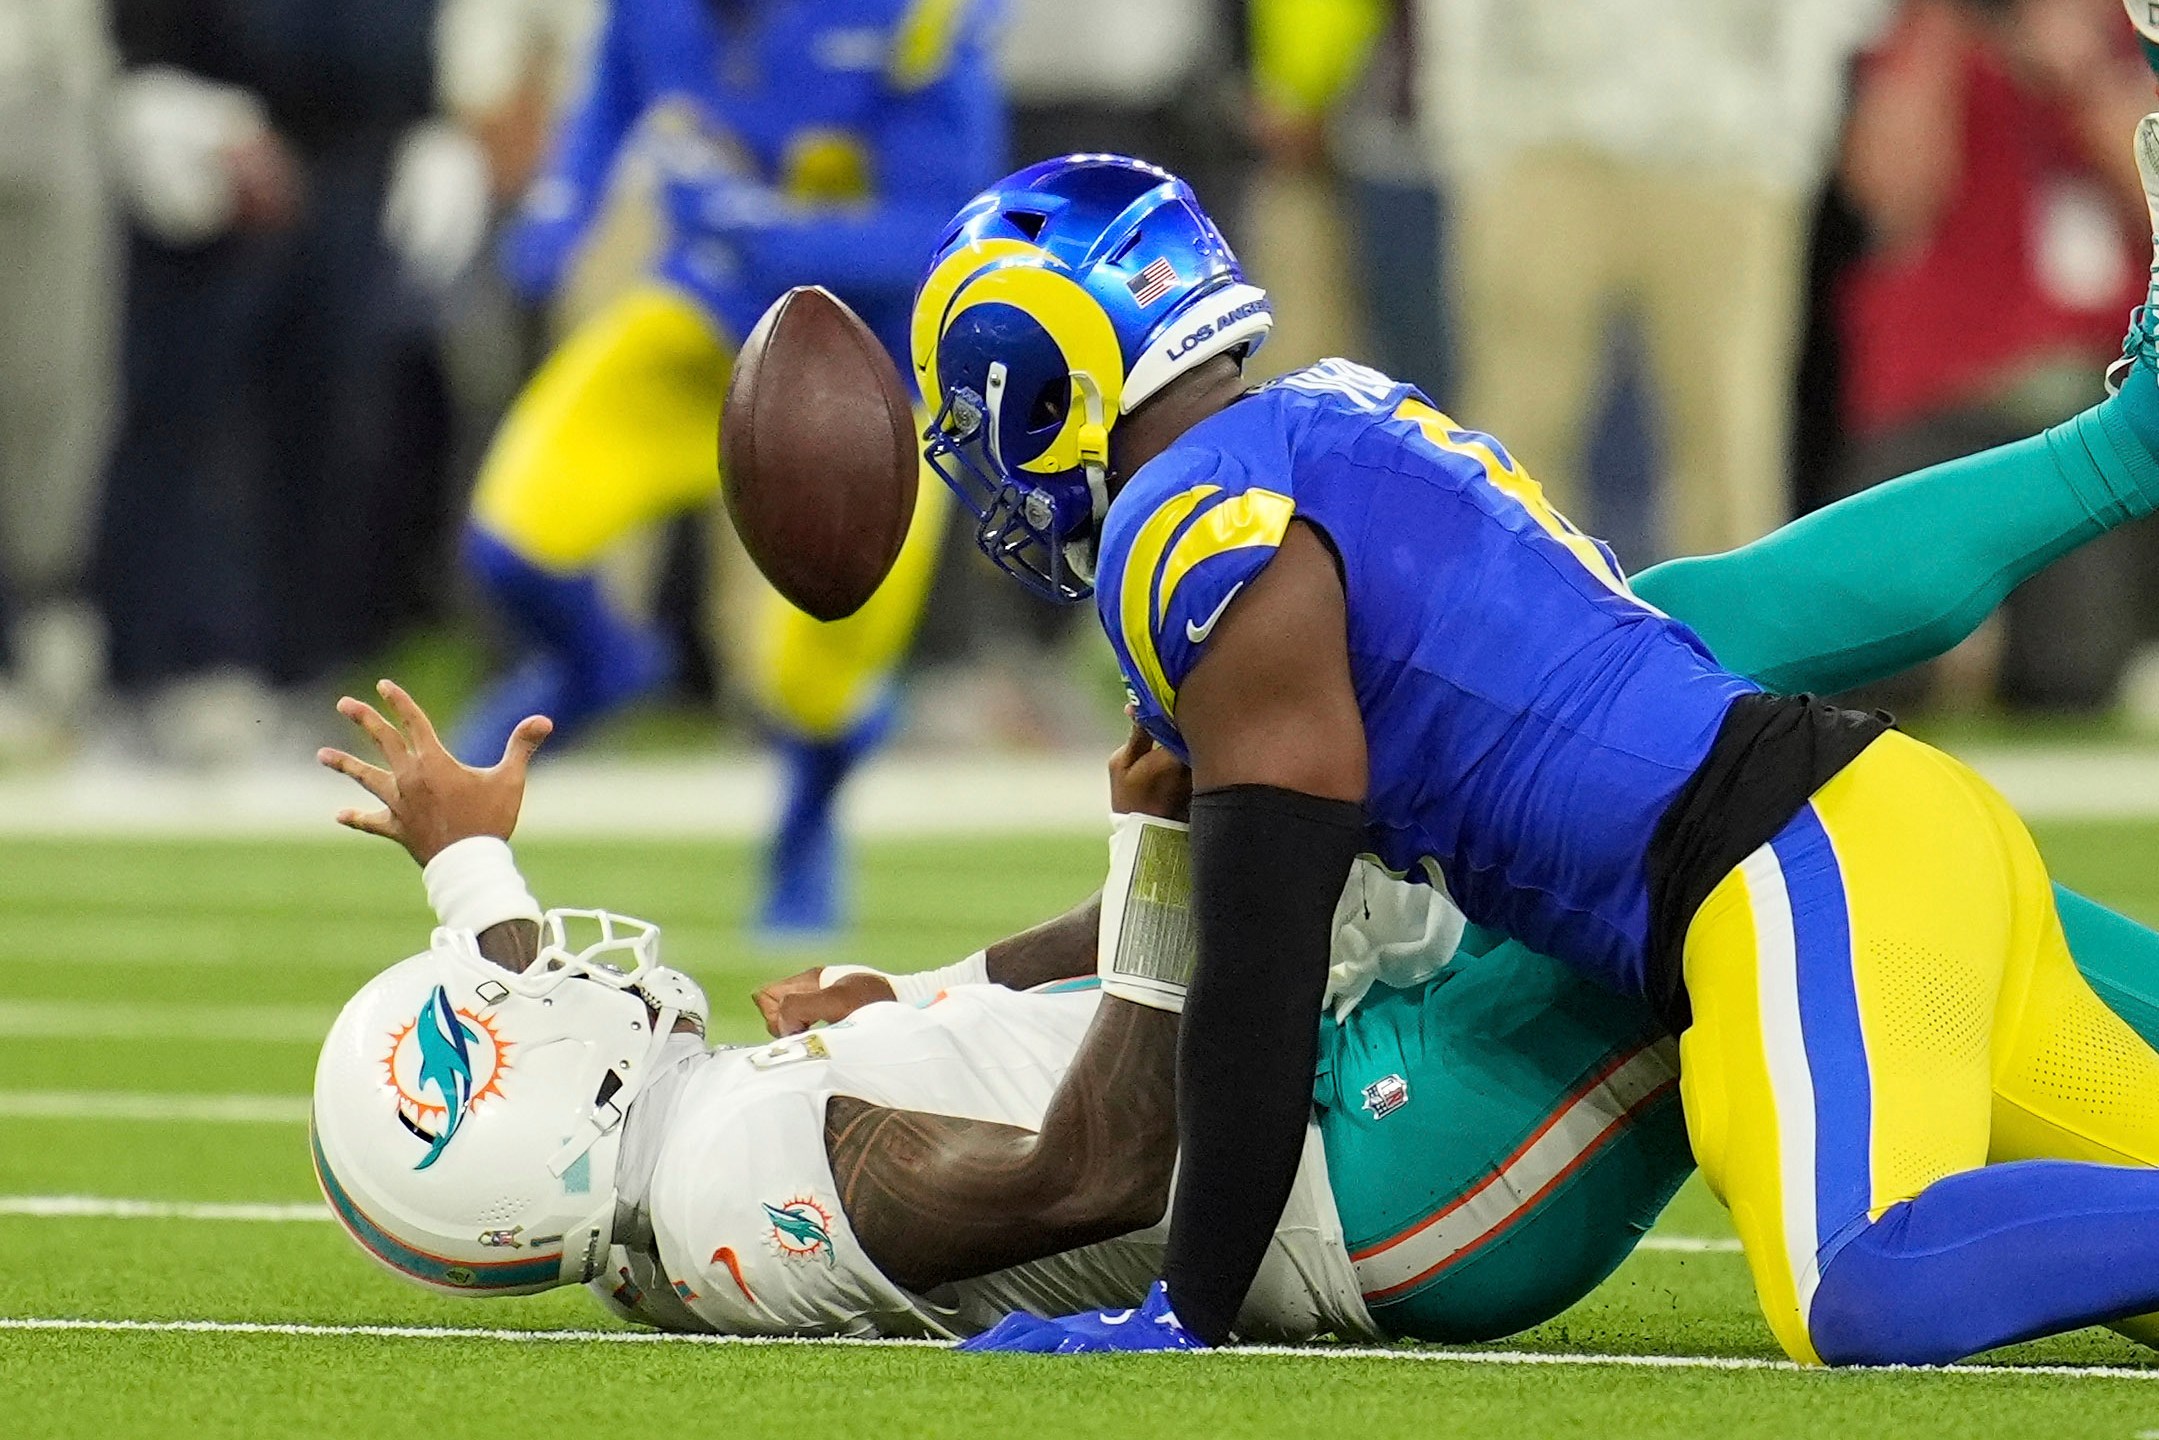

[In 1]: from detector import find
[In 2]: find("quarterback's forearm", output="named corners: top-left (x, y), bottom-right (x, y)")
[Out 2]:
top-left (422, 837), bottom-right (543, 972)
top-left (826, 995), bottom-right (1178, 1292)
top-left (475, 920), bottom-right (539, 973)
top-left (982, 895), bottom-right (1102, 989)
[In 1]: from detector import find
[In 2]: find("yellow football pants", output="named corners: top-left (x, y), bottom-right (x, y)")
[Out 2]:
top-left (1678, 729), bottom-right (2159, 1365)
top-left (469, 284), bottom-right (946, 740)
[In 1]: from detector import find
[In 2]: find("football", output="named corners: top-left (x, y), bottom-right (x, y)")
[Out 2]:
top-left (720, 286), bottom-right (920, 622)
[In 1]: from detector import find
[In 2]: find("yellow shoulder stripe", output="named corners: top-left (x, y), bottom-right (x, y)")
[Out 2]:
top-left (890, 0), bottom-right (973, 92)
top-left (1156, 489), bottom-right (1296, 629)
top-left (1119, 485), bottom-right (1219, 716)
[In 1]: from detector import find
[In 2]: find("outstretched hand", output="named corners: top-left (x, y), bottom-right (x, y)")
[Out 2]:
top-left (318, 679), bottom-right (552, 866)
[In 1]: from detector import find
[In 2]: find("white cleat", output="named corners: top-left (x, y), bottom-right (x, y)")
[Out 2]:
top-left (2107, 112), bottom-right (2159, 395)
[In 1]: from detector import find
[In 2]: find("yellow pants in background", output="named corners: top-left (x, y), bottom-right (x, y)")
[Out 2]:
top-left (469, 283), bottom-right (946, 740)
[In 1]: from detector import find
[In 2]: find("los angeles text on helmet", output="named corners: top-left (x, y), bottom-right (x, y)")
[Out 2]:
top-left (1159, 298), bottom-right (1271, 366)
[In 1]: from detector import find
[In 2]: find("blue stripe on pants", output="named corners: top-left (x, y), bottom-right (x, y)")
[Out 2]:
top-left (1772, 806), bottom-right (1875, 1267)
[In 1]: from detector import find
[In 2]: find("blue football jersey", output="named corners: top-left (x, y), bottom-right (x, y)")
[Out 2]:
top-left (525, 0), bottom-right (1003, 363)
top-left (1094, 360), bottom-right (1759, 997)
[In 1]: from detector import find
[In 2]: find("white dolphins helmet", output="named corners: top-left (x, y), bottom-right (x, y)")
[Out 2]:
top-left (310, 910), bottom-right (708, 1296)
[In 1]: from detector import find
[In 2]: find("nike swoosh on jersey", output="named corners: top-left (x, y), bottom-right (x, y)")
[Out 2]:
top-left (1184, 583), bottom-right (1245, 645)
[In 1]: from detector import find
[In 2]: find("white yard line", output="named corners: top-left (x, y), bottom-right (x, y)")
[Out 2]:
top-left (0, 1316), bottom-right (2153, 1381)
top-left (0, 1091), bottom-right (308, 1123)
top-left (1636, 1235), bottom-right (1745, 1253)
top-left (0, 1001), bottom-right (334, 1044)
top-left (0, 753), bottom-right (1110, 839)
top-left (0, 746), bottom-right (2152, 840)
top-left (0, 1196), bottom-right (328, 1221)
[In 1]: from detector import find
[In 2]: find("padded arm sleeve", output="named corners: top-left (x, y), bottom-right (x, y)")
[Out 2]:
top-left (1164, 784), bottom-right (1364, 1344)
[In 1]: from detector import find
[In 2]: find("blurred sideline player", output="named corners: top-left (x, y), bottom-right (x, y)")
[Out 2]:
top-left (457, 0), bottom-right (1003, 935)
top-left (312, 415), bottom-right (2159, 1343)
top-left (914, 136), bottom-right (2159, 1367)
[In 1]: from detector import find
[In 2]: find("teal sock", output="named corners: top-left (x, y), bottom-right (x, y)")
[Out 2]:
top-left (2085, 360), bottom-right (2159, 515)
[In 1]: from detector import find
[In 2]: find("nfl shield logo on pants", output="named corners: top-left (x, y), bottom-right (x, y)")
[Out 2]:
top-left (1361, 1073), bottom-right (1409, 1120)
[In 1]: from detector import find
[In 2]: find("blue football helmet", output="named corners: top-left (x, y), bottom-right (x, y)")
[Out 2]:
top-left (910, 155), bottom-right (1272, 602)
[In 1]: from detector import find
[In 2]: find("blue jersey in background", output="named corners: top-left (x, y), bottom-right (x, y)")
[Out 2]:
top-left (507, 0), bottom-right (1006, 366)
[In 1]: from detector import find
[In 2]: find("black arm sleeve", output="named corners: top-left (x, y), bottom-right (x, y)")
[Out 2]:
top-left (1165, 783), bottom-right (1364, 1344)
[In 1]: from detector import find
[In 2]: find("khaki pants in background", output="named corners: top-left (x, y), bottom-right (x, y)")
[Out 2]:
top-left (1455, 148), bottom-right (1804, 559)
top-left (1240, 163), bottom-right (1371, 386)
top-left (0, 116), bottom-right (114, 604)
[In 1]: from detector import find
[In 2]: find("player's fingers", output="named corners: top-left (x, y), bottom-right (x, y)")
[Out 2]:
top-left (376, 679), bottom-right (443, 755)
top-left (752, 987), bottom-right (788, 1037)
top-left (337, 696), bottom-right (408, 764)
top-left (1120, 723), bottom-right (1154, 764)
top-left (774, 994), bottom-right (841, 1037)
top-left (497, 714), bottom-right (554, 776)
top-left (317, 747), bottom-right (398, 807)
top-left (335, 806), bottom-right (403, 841)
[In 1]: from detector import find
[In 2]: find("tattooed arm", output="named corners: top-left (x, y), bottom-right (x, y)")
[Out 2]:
top-left (981, 895), bottom-right (1101, 988)
top-left (824, 993), bottom-right (1179, 1293)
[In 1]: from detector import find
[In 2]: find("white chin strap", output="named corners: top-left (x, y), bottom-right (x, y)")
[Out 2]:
top-left (1064, 372), bottom-right (1114, 583)
top-left (547, 998), bottom-right (684, 1284)
top-left (984, 360), bottom-right (1011, 473)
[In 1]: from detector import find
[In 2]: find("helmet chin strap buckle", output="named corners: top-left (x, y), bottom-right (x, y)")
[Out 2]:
top-left (556, 1200), bottom-right (616, 1286)
top-left (983, 360), bottom-right (1011, 473)
top-left (1072, 372), bottom-right (1112, 522)
top-left (1063, 373), bottom-right (1112, 587)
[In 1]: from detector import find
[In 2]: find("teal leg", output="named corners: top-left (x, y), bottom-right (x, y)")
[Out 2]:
top-left (1632, 374), bottom-right (2159, 697)
top-left (2056, 884), bottom-right (2159, 1051)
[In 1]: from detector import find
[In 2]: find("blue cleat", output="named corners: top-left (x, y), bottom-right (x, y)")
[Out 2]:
top-left (454, 528), bottom-right (676, 763)
top-left (957, 1281), bottom-right (1207, 1354)
top-left (451, 628), bottom-right (674, 764)
top-left (754, 697), bottom-right (896, 941)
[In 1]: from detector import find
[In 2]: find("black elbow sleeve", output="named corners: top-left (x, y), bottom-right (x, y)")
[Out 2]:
top-left (1166, 783), bottom-right (1365, 1345)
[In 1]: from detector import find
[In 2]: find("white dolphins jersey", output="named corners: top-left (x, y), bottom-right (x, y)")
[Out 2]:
top-left (587, 982), bottom-right (1379, 1342)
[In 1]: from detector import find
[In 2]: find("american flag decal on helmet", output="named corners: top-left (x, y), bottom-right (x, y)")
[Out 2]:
top-left (1127, 257), bottom-right (1179, 307)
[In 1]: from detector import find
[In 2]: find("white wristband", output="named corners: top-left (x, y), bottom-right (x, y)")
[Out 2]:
top-left (422, 836), bottom-right (543, 935)
top-left (878, 951), bottom-right (990, 1005)
top-left (1097, 811), bottom-right (1195, 1013)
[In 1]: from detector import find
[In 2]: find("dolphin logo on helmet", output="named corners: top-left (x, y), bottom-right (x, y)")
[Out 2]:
top-left (412, 985), bottom-right (479, 1169)
top-left (911, 155), bottom-right (1272, 603)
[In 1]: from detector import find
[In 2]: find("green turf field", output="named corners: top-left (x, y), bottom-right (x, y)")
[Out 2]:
top-left (9, 822), bottom-right (2159, 1438)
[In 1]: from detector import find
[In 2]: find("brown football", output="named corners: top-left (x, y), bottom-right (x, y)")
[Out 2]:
top-left (721, 286), bottom-right (919, 622)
